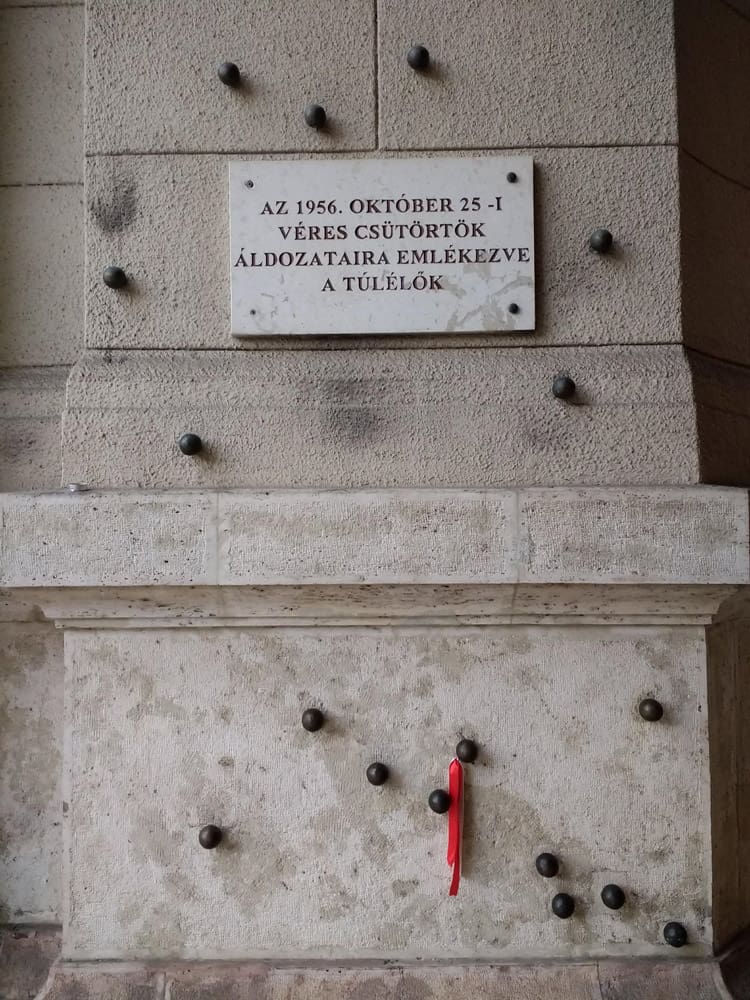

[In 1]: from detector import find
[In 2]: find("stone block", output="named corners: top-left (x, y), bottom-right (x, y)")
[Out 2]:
top-left (0, 185), bottom-right (84, 367)
top-left (219, 490), bottom-right (516, 585)
top-left (377, 0), bottom-right (677, 150)
top-left (61, 346), bottom-right (700, 489)
top-left (519, 488), bottom-right (750, 585)
top-left (676, 0), bottom-right (750, 188)
top-left (86, 0), bottom-right (375, 155)
top-left (0, 624), bottom-right (63, 923)
top-left (0, 491), bottom-right (215, 588)
top-left (84, 147), bottom-right (681, 350)
top-left (1, 488), bottom-right (747, 591)
top-left (166, 963), bottom-right (604, 999)
top-left (64, 626), bottom-right (710, 959)
top-left (0, 367), bottom-right (67, 491)
top-left (681, 154), bottom-right (750, 368)
top-left (0, 6), bottom-right (83, 184)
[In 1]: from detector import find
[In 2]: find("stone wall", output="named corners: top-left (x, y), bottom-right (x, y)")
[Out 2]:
top-left (2, 2), bottom-right (750, 997)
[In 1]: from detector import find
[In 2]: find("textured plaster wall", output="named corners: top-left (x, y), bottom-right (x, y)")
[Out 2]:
top-left (0, 2), bottom-right (84, 490)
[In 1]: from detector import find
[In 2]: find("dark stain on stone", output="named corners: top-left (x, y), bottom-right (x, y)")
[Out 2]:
top-left (311, 378), bottom-right (386, 444)
top-left (90, 178), bottom-right (138, 233)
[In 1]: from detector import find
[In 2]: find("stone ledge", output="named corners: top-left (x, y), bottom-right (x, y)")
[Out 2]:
top-left (1, 488), bottom-right (748, 590)
top-left (20, 954), bottom-right (747, 1000)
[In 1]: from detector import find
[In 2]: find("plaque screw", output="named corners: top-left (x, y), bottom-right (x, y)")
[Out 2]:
top-left (366, 762), bottom-right (389, 786)
top-left (551, 893), bottom-right (575, 919)
top-left (428, 789), bottom-right (451, 813)
top-left (407, 44), bottom-right (430, 71)
top-left (198, 824), bottom-right (223, 849)
top-left (102, 265), bottom-right (127, 289)
top-left (508, 302), bottom-right (520, 315)
top-left (601, 884), bottom-right (626, 910)
top-left (245, 180), bottom-right (254, 189)
top-left (535, 853), bottom-right (560, 878)
top-left (178, 432), bottom-right (202, 456)
top-left (304, 104), bottom-right (327, 129)
top-left (638, 697), bottom-right (664, 722)
top-left (552, 375), bottom-right (576, 400)
top-left (506, 171), bottom-right (518, 183)
top-left (589, 228), bottom-right (614, 254)
top-left (663, 922), bottom-right (688, 948)
top-left (302, 708), bottom-right (325, 732)
top-left (217, 62), bottom-right (240, 87)
top-left (455, 738), bottom-right (478, 763)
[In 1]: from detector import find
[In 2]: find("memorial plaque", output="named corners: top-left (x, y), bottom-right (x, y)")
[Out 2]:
top-left (230, 157), bottom-right (534, 336)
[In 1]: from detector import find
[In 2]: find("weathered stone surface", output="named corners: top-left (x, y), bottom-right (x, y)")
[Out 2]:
top-left (0, 624), bottom-right (63, 923)
top-left (0, 185), bottom-right (84, 367)
top-left (0, 6), bottom-right (83, 184)
top-left (62, 347), bottom-right (701, 488)
top-left (598, 960), bottom-right (728, 999)
top-left (166, 963), bottom-right (604, 999)
top-left (22, 957), bottom-right (749, 1000)
top-left (676, 0), bottom-right (750, 188)
top-left (0, 925), bottom-right (61, 1000)
top-left (2, 488), bottom-right (748, 590)
top-left (0, 367), bottom-right (67, 491)
top-left (64, 625), bottom-right (710, 959)
top-left (519, 488), bottom-right (750, 585)
top-left (219, 491), bottom-right (515, 585)
top-left (86, 0), bottom-right (375, 155)
top-left (85, 148), bottom-right (681, 350)
top-left (40, 963), bottom-right (159, 1000)
top-left (680, 154), bottom-right (750, 369)
top-left (378, 1), bottom-right (676, 149)
top-left (0, 491), bottom-right (215, 588)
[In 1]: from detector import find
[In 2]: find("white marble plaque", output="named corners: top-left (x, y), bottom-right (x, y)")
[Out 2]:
top-left (230, 157), bottom-right (535, 336)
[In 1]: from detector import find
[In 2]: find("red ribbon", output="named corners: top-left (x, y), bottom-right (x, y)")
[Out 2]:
top-left (446, 758), bottom-right (463, 896)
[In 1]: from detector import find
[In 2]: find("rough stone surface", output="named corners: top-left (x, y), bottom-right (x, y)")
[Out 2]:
top-left (0, 368), bottom-right (67, 491)
top-left (166, 963), bottom-right (604, 999)
top-left (84, 147), bottom-right (681, 350)
top-left (377, 0), bottom-right (676, 149)
top-left (3, 488), bottom-right (747, 590)
top-left (519, 488), bottom-right (750, 585)
top-left (62, 347), bottom-right (702, 488)
top-left (5, 582), bottom-right (739, 628)
top-left (64, 625), bottom-right (710, 959)
top-left (38, 963), bottom-right (158, 1000)
top-left (680, 153), bottom-right (750, 368)
top-left (676, 0), bottom-right (750, 188)
top-left (0, 925), bottom-right (61, 1000)
top-left (597, 960), bottom-right (729, 999)
top-left (85, 0), bottom-right (375, 155)
top-left (0, 624), bottom-right (63, 923)
top-left (0, 491), bottom-right (215, 588)
top-left (0, 6), bottom-right (83, 185)
top-left (19, 956), bottom-right (750, 1000)
top-left (0, 185), bottom-right (84, 367)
